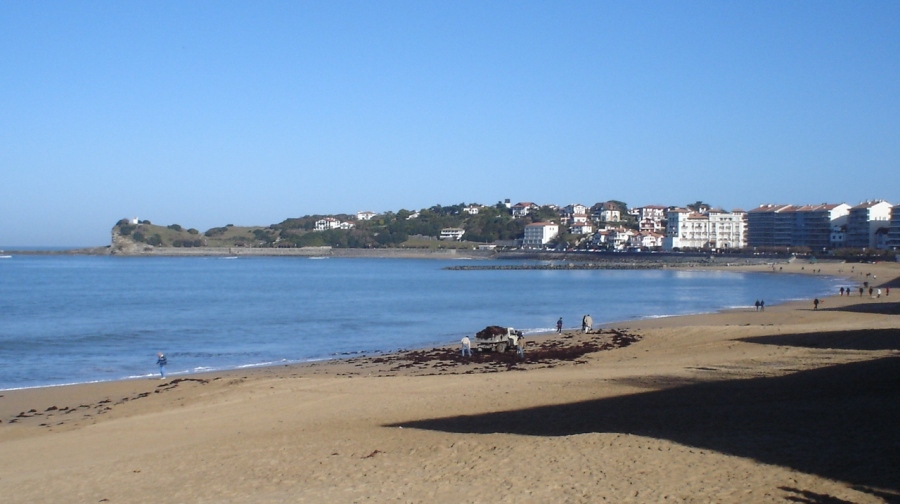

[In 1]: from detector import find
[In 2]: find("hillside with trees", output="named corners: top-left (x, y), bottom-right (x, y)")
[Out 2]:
top-left (110, 201), bottom-right (609, 251)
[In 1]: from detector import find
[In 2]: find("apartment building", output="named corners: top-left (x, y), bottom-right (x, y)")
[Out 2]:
top-left (845, 200), bottom-right (893, 249)
top-left (522, 222), bottom-right (559, 248)
top-left (793, 204), bottom-right (850, 250)
top-left (888, 204), bottom-right (900, 250)
top-left (747, 203), bottom-right (849, 250)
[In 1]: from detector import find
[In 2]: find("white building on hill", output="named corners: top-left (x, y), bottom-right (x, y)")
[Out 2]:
top-left (440, 228), bottom-right (466, 241)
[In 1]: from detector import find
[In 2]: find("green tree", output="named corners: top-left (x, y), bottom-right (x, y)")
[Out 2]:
top-left (687, 201), bottom-right (710, 212)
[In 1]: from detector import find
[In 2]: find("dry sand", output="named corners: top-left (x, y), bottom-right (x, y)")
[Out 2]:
top-left (1, 260), bottom-right (899, 503)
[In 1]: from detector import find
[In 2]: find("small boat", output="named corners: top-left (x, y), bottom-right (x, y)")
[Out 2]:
top-left (0, 255), bottom-right (11, 259)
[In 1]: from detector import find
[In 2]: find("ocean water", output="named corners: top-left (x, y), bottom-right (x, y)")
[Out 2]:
top-left (0, 255), bottom-right (843, 390)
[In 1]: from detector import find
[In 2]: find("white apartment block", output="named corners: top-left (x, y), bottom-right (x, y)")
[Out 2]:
top-left (663, 209), bottom-right (746, 250)
top-left (523, 222), bottom-right (559, 247)
top-left (439, 228), bottom-right (466, 241)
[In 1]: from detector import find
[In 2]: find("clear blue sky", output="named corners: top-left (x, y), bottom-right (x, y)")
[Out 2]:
top-left (2, 1), bottom-right (898, 246)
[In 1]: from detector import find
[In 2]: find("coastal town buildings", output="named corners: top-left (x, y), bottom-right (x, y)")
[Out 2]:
top-left (845, 200), bottom-right (893, 249)
top-left (522, 222), bottom-right (559, 247)
top-left (662, 208), bottom-right (746, 251)
top-left (308, 196), bottom-right (896, 253)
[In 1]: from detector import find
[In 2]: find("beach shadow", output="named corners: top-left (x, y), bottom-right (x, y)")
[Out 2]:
top-left (738, 328), bottom-right (900, 352)
top-left (388, 356), bottom-right (900, 495)
top-left (820, 301), bottom-right (900, 316)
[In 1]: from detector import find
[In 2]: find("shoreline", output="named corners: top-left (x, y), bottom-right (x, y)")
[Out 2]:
top-left (0, 261), bottom-right (880, 393)
top-left (1, 261), bottom-right (892, 393)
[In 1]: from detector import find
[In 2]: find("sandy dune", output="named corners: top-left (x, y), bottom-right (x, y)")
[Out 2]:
top-left (1, 260), bottom-right (898, 503)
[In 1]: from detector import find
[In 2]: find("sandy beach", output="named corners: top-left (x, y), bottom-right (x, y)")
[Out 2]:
top-left (1, 260), bottom-right (898, 503)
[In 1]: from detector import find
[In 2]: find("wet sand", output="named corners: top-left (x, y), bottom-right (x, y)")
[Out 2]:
top-left (1, 260), bottom-right (898, 503)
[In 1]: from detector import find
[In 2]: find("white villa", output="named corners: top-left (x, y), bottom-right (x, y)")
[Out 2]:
top-left (512, 202), bottom-right (538, 218)
top-left (315, 218), bottom-right (355, 231)
top-left (593, 202), bottom-right (621, 222)
top-left (629, 231), bottom-right (664, 250)
top-left (569, 222), bottom-right (594, 235)
top-left (356, 211), bottom-right (376, 221)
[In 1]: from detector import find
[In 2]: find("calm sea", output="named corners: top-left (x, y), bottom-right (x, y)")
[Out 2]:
top-left (0, 255), bottom-right (842, 390)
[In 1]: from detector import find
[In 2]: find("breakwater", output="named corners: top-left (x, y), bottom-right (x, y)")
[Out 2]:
top-left (447, 263), bottom-right (666, 271)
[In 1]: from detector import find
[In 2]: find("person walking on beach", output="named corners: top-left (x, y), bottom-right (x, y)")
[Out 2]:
top-left (760, 300), bottom-right (765, 311)
top-left (156, 352), bottom-right (167, 380)
top-left (839, 287), bottom-right (844, 296)
top-left (516, 333), bottom-right (525, 359)
top-left (556, 317), bottom-right (563, 333)
top-left (582, 314), bottom-right (593, 333)
top-left (813, 298), bottom-right (819, 310)
top-left (754, 300), bottom-right (760, 311)
top-left (859, 287), bottom-right (864, 297)
top-left (460, 336), bottom-right (471, 358)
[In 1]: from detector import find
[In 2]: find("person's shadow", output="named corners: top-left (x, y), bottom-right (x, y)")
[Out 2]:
top-left (388, 329), bottom-right (900, 500)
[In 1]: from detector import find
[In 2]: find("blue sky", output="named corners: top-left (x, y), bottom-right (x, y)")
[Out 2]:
top-left (2, 1), bottom-right (898, 246)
